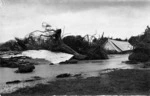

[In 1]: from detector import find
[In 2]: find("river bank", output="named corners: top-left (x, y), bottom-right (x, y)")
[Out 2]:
top-left (2, 69), bottom-right (150, 95)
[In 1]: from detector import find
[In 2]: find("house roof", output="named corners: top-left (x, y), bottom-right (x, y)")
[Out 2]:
top-left (103, 39), bottom-right (133, 52)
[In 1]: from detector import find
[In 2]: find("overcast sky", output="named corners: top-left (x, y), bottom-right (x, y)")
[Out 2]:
top-left (1, 0), bottom-right (150, 43)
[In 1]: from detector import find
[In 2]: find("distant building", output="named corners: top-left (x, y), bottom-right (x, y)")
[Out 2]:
top-left (103, 39), bottom-right (133, 53)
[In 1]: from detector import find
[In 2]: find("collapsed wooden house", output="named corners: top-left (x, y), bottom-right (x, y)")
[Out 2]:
top-left (103, 39), bottom-right (133, 53)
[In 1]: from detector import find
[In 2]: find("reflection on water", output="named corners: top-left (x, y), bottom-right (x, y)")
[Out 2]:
top-left (0, 54), bottom-right (134, 84)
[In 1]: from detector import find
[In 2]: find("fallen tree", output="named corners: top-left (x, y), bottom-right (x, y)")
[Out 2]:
top-left (1, 23), bottom-right (108, 60)
top-left (15, 25), bottom-right (87, 60)
top-left (63, 35), bottom-right (108, 60)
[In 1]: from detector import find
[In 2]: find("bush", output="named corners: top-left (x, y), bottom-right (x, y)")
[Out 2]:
top-left (129, 52), bottom-right (149, 62)
top-left (16, 64), bottom-right (35, 73)
top-left (63, 35), bottom-right (89, 54)
top-left (85, 45), bottom-right (108, 60)
top-left (128, 26), bottom-right (150, 62)
top-left (0, 40), bottom-right (21, 51)
top-left (143, 62), bottom-right (150, 68)
top-left (0, 57), bottom-right (20, 68)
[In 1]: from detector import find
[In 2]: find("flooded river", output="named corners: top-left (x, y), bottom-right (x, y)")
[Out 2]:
top-left (0, 54), bottom-right (134, 83)
top-left (0, 54), bottom-right (137, 93)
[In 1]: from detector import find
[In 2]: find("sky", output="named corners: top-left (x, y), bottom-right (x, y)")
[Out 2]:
top-left (1, 0), bottom-right (150, 43)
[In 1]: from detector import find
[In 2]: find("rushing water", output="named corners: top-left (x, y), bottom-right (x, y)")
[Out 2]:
top-left (0, 53), bottom-right (138, 93)
top-left (0, 54), bottom-right (134, 84)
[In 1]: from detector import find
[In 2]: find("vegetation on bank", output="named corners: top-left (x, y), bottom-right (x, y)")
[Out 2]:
top-left (0, 22), bottom-right (130, 60)
top-left (0, 26), bottom-right (109, 60)
top-left (63, 35), bottom-right (109, 59)
top-left (128, 26), bottom-right (150, 62)
top-left (0, 22), bottom-right (129, 55)
top-left (3, 69), bottom-right (150, 95)
top-left (0, 40), bottom-right (21, 51)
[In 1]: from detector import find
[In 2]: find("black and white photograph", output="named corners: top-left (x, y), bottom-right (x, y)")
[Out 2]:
top-left (0, 0), bottom-right (150, 95)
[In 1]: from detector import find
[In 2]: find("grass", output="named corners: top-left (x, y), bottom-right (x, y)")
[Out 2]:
top-left (3, 69), bottom-right (150, 95)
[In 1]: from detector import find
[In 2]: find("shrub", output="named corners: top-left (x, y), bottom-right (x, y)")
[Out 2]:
top-left (63, 35), bottom-right (89, 54)
top-left (85, 45), bottom-right (108, 60)
top-left (0, 40), bottom-right (21, 51)
top-left (143, 62), bottom-right (150, 68)
top-left (129, 52), bottom-right (149, 62)
top-left (16, 64), bottom-right (35, 73)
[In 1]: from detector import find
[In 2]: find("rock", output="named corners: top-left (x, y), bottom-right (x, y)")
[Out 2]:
top-left (56, 73), bottom-right (82, 78)
top-left (49, 63), bottom-right (55, 65)
top-left (31, 76), bottom-right (42, 80)
top-left (59, 59), bottom-right (78, 64)
top-left (24, 79), bottom-right (34, 82)
top-left (56, 73), bottom-right (71, 78)
top-left (15, 64), bottom-right (35, 73)
top-left (129, 52), bottom-right (149, 62)
top-left (122, 60), bottom-right (138, 64)
top-left (24, 76), bottom-right (42, 82)
top-left (6, 80), bottom-right (21, 84)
